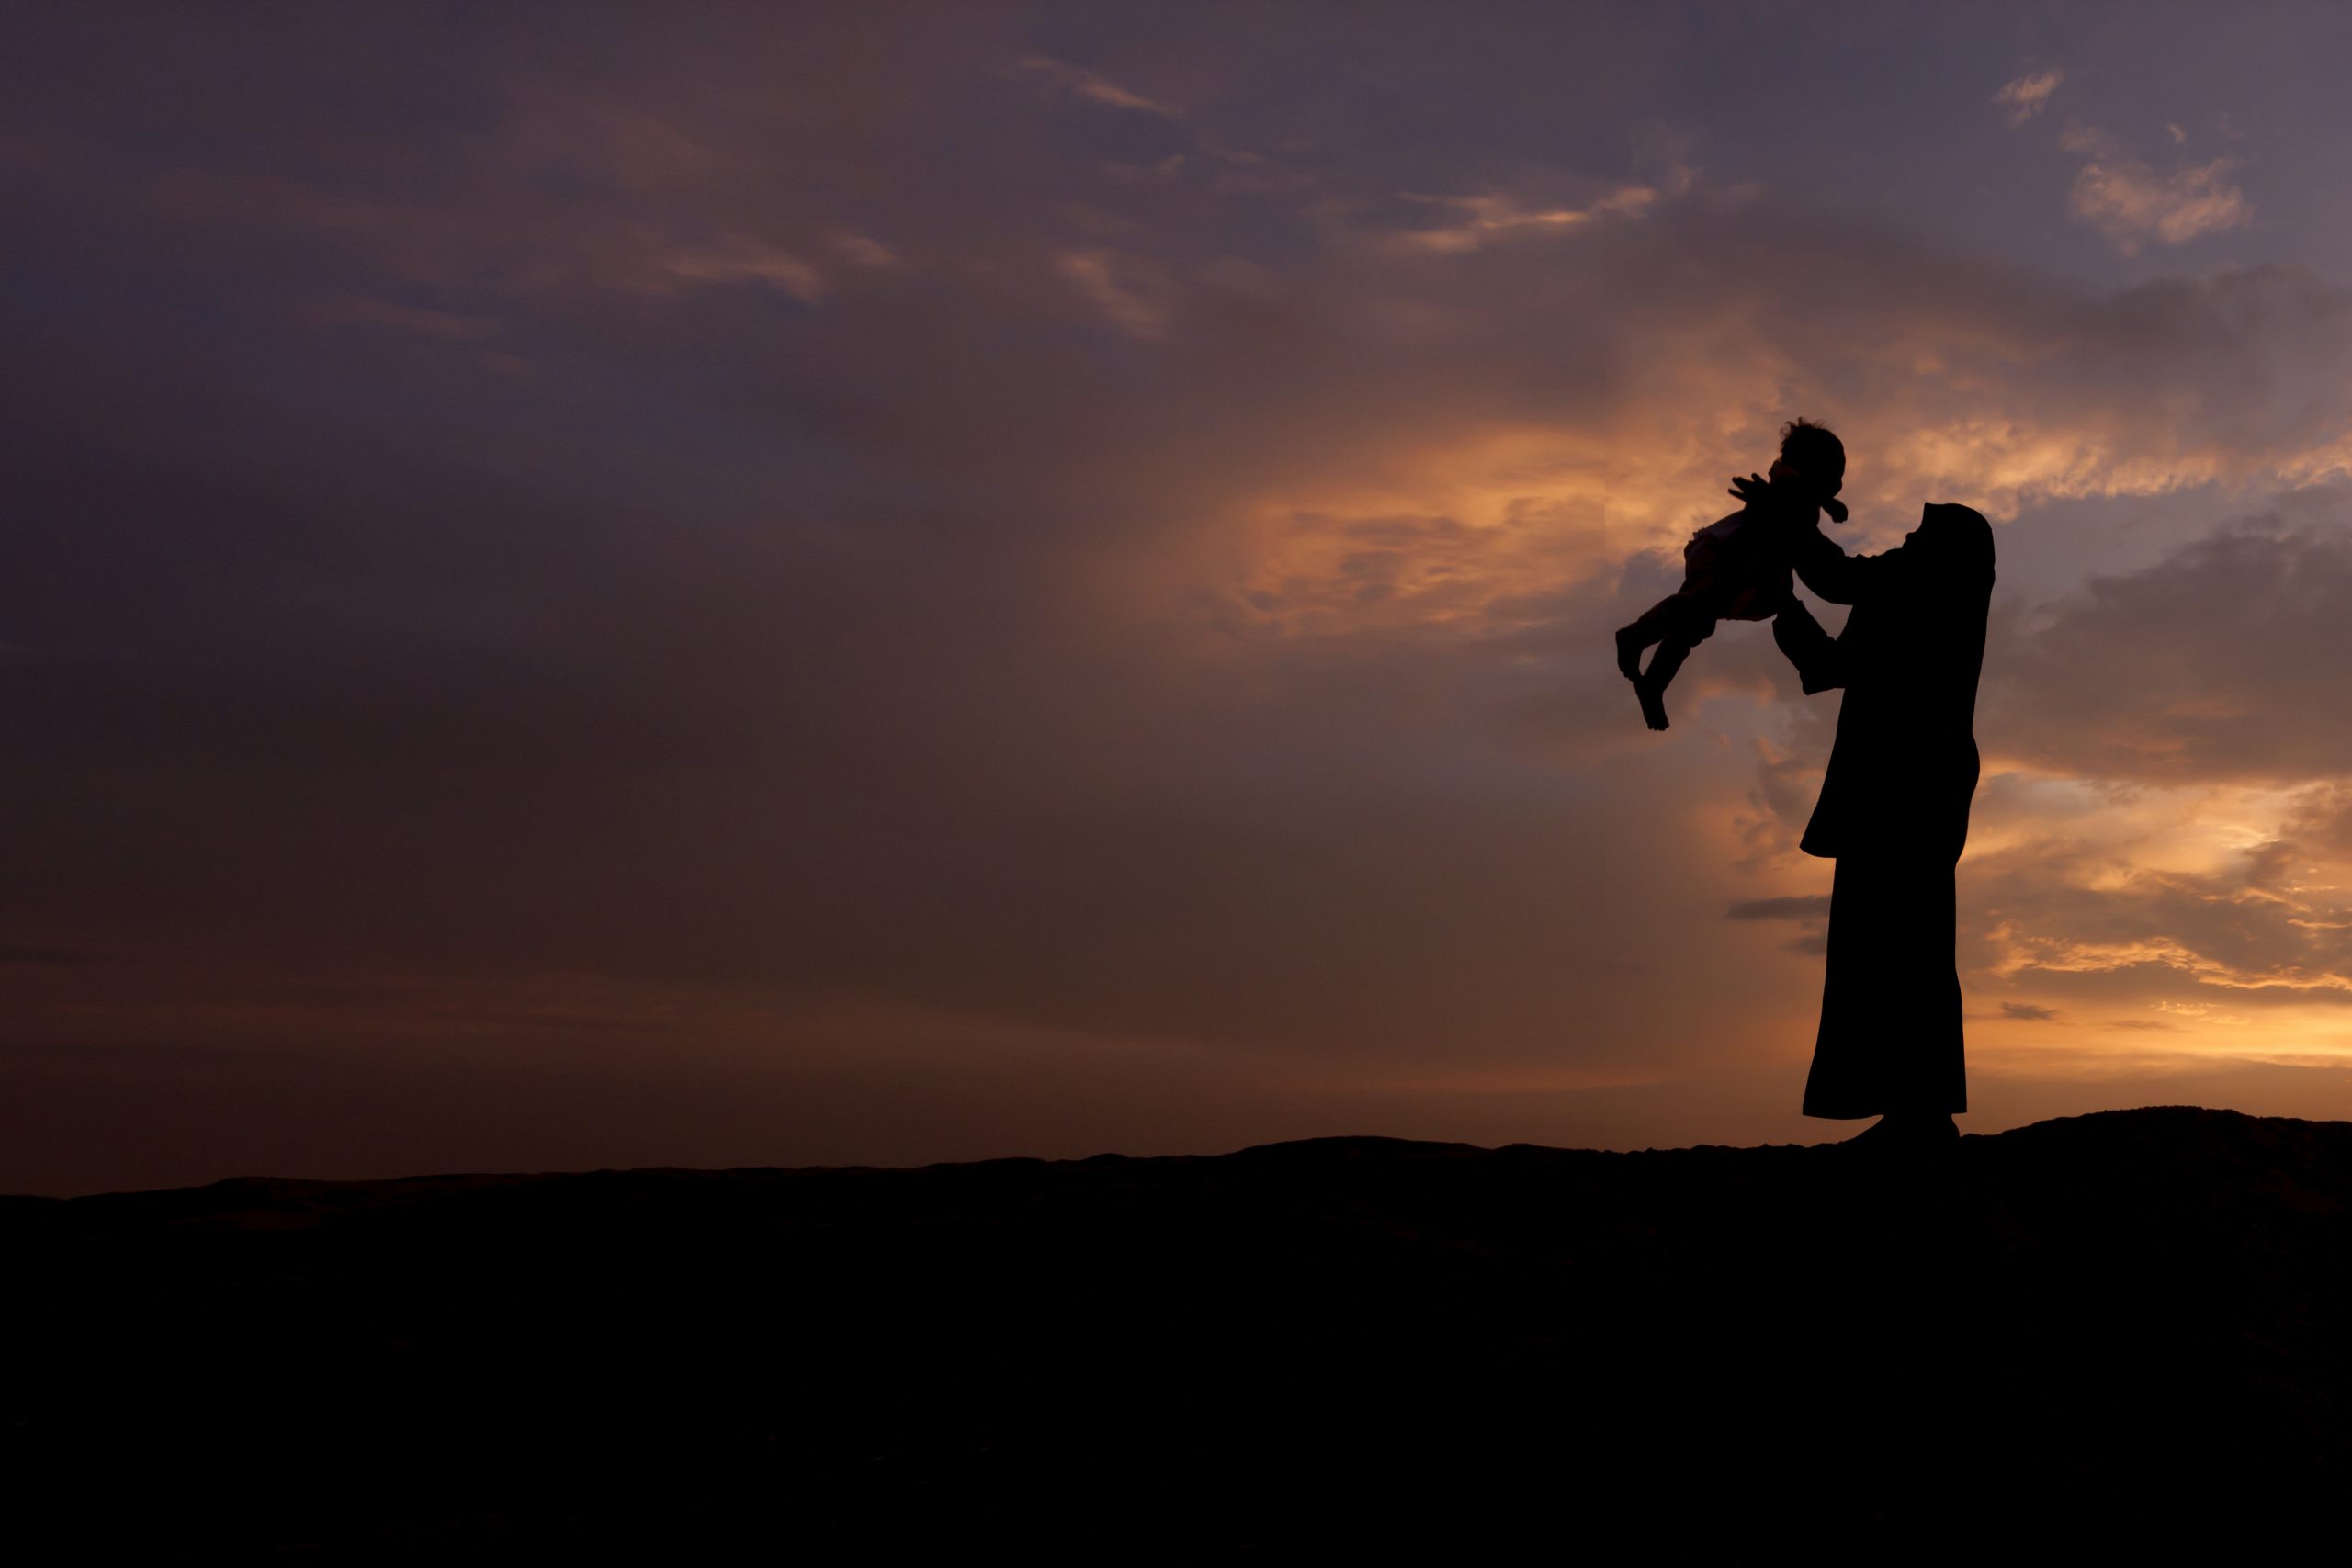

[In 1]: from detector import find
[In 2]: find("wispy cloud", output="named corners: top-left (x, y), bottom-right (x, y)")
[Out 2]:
top-left (1998, 70), bottom-right (2249, 254)
top-left (1019, 55), bottom-right (1177, 118)
top-left (829, 231), bottom-right (899, 269)
top-left (2062, 128), bottom-right (2252, 254)
top-left (1388, 186), bottom-right (1657, 254)
top-left (656, 241), bottom-right (828, 301)
top-left (1994, 67), bottom-right (2064, 127)
top-left (2073, 154), bottom-right (2252, 253)
top-left (1056, 248), bottom-right (1175, 337)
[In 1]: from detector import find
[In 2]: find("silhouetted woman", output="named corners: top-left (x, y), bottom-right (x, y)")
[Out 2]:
top-left (1752, 491), bottom-right (1995, 1146)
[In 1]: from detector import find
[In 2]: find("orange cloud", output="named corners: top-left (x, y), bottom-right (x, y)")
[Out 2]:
top-left (1994, 67), bottom-right (2064, 127)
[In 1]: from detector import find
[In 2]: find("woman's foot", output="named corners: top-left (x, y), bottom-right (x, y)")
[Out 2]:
top-left (1845, 1112), bottom-right (1958, 1149)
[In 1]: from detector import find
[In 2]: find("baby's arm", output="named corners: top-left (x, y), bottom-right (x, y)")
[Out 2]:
top-left (1727, 474), bottom-right (1860, 600)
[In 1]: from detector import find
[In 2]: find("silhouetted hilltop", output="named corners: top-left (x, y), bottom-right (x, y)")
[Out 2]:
top-left (8, 1107), bottom-right (2348, 1554)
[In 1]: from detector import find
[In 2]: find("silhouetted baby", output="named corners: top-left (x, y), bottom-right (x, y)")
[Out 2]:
top-left (1615, 419), bottom-right (1849, 730)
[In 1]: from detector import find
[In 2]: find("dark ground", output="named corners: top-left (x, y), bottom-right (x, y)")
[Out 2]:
top-left (6, 1106), bottom-right (2348, 1557)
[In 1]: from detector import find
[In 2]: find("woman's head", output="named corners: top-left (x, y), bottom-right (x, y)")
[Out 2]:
top-left (1910, 502), bottom-right (1995, 583)
top-left (1770, 417), bottom-right (1848, 523)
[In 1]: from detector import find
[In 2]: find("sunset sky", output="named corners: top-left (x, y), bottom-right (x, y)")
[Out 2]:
top-left (11, 2), bottom-right (2352, 1191)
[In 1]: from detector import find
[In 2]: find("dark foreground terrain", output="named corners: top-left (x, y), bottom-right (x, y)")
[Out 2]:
top-left (6, 1106), bottom-right (2349, 1556)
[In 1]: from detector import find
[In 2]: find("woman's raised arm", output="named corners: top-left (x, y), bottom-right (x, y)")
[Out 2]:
top-left (1771, 596), bottom-right (1846, 693)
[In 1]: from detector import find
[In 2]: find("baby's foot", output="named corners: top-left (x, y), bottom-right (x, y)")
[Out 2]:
top-left (1614, 625), bottom-right (1645, 681)
top-left (1635, 675), bottom-right (1670, 731)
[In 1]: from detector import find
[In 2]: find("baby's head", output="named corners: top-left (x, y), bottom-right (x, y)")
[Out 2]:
top-left (1769, 417), bottom-right (1849, 523)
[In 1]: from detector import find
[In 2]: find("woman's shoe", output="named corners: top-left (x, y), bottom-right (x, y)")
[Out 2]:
top-left (1845, 1112), bottom-right (1958, 1149)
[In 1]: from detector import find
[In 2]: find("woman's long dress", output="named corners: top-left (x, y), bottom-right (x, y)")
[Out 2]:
top-left (1772, 504), bottom-right (1993, 1119)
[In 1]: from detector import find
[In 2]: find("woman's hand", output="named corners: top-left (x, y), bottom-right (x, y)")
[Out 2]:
top-left (1727, 472), bottom-right (1773, 507)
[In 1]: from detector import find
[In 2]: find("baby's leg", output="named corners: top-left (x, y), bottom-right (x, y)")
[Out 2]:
top-left (1635, 637), bottom-right (1696, 731)
top-left (1617, 591), bottom-right (1699, 679)
top-left (1614, 625), bottom-right (1646, 681)
top-left (1626, 591), bottom-right (1718, 731)
top-left (1616, 603), bottom-right (1668, 679)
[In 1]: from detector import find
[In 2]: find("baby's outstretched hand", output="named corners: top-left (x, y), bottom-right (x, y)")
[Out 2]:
top-left (1728, 472), bottom-right (1824, 524)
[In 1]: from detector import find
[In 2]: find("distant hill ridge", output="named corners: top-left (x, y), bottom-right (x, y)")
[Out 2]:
top-left (17, 1100), bottom-right (2346, 1204)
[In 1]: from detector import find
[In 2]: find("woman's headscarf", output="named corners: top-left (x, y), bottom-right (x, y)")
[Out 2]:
top-left (1910, 502), bottom-right (1995, 591)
